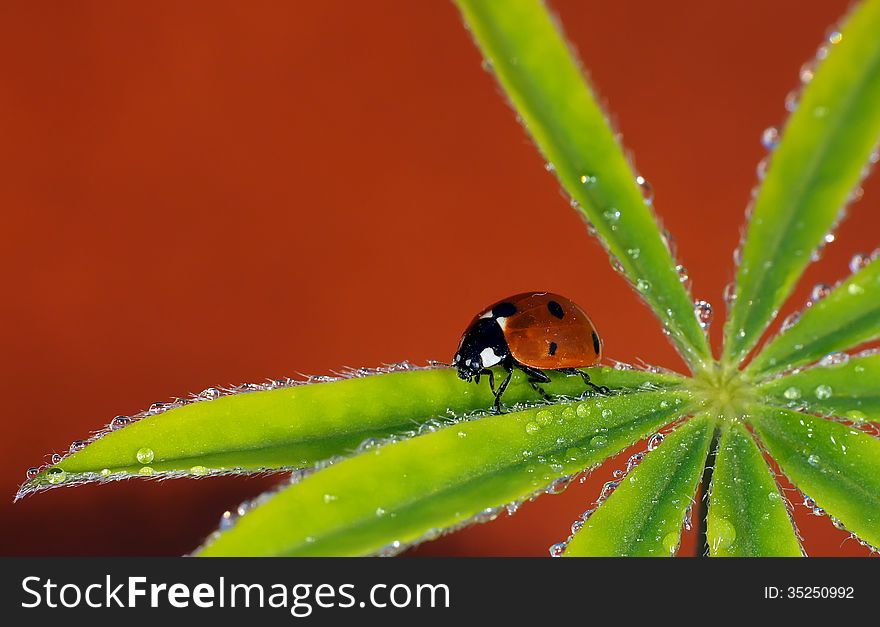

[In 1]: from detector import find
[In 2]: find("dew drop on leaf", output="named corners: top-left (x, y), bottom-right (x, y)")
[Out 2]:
top-left (46, 467), bottom-right (66, 485)
top-left (136, 447), bottom-right (155, 464)
top-left (693, 300), bottom-right (713, 330)
top-left (110, 415), bottom-right (131, 430)
top-left (815, 385), bottom-right (833, 400)
top-left (710, 518), bottom-right (737, 552)
top-left (761, 125), bottom-right (780, 150)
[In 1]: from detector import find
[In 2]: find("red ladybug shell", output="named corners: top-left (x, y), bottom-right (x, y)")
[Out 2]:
top-left (478, 292), bottom-right (601, 369)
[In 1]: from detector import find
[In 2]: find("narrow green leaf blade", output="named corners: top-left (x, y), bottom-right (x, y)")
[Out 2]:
top-left (758, 352), bottom-right (880, 420)
top-left (455, 0), bottom-right (711, 371)
top-left (723, 0), bottom-right (880, 365)
top-left (563, 414), bottom-right (713, 557)
top-left (750, 405), bottom-right (880, 548)
top-left (197, 390), bottom-right (693, 556)
top-left (747, 258), bottom-right (880, 377)
top-left (708, 422), bottom-right (802, 556)
top-left (19, 366), bottom-right (682, 497)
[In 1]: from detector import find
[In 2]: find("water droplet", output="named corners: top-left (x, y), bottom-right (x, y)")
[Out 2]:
top-left (69, 440), bottom-right (85, 454)
top-left (609, 255), bottom-right (625, 274)
top-left (549, 542), bottom-right (567, 557)
top-left (647, 432), bottom-right (665, 451)
top-left (756, 157), bottom-right (770, 179)
top-left (576, 403), bottom-right (591, 418)
top-left (784, 90), bottom-right (799, 112)
top-left (819, 352), bottom-right (848, 367)
top-left (110, 415), bottom-right (131, 430)
top-left (850, 253), bottom-right (869, 273)
top-left (636, 279), bottom-right (651, 293)
top-left (136, 447), bottom-right (155, 464)
top-left (828, 30), bottom-right (842, 45)
top-left (571, 518), bottom-right (585, 534)
top-left (590, 435), bottom-right (608, 448)
top-left (626, 247), bottom-right (641, 259)
top-left (662, 532), bottom-right (680, 556)
top-left (601, 408), bottom-right (612, 418)
top-left (46, 467), bottom-right (66, 485)
top-left (579, 174), bottom-right (597, 187)
top-left (761, 125), bottom-right (780, 150)
top-left (693, 300), bottom-right (713, 330)
top-left (845, 410), bottom-right (867, 424)
top-left (780, 311), bottom-right (800, 332)
top-left (807, 454), bottom-right (820, 467)
top-left (50, 453), bottom-right (62, 464)
top-left (710, 517), bottom-right (737, 553)
top-left (544, 162), bottom-right (555, 172)
top-left (813, 105), bottom-right (828, 118)
top-left (100, 468), bottom-right (111, 477)
top-left (815, 385), bottom-right (833, 400)
top-left (799, 60), bottom-right (815, 83)
top-left (723, 282), bottom-right (736, 306)
top-left (635, 176), bottom-right (654, 204)
top-left (848, 283), bottom-right (865, 296)
top-left (190, 465), bottom-right (208, 476)
top-left (783, 387), bottom-right (802, 401)
top-left (200, 387), bottom-right (221, 400)
top-left (675, 264), bottom-right (689, 283)
top-left (603, 208), bottom-right (621, 223)
top-left (323, 493), bottom-right (338, 503)
top-left (26, 467), bottom-right (39, 479)
top-left (149, 402), bottom-right (170, 414)
top-left (536, 410), bottom-right (552, 425)
top-left (809, 283), bottom-right (831, 304)
top-left (219, 510), bottom-right (237, 530)
top-left (139, 466), bottom-right (154, 476)
top-left (525, 422), bottom-right (540, 434)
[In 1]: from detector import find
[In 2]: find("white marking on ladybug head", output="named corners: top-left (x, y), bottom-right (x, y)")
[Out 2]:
top-left (479, 310), bottom-right (494, 319)
top-left (479, 347), bottom-right (501, 367)
top-left (496, 317), bottom-right (507, 330)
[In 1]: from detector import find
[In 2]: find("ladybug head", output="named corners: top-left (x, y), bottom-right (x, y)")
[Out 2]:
top-left (453, 350), bottom-right (482, 382)
top-left (453, 318), bottom-right (508, 383)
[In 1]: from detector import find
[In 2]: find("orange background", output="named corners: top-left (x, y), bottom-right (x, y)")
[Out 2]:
top-left (1, 0), bottom-right (876, 556)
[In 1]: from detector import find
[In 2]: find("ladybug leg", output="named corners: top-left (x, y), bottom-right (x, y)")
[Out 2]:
top-left (480, 368), bottom-right (496, 394)
top-left (516, 364), bottom-right (553, 402)
top-left (559, 368), bottom-right (610, 396)
top-left (492, 361), bottom-right (515, 414)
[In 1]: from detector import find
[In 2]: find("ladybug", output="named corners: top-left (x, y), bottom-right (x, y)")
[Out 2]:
top-left (454, 292), bottom-right (608, 412)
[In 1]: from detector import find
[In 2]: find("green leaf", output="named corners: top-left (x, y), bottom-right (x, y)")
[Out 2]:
top-left (747, 258), bottom-right (880, 378)
top-left (563, 414), bottom-right (713, 557)
top-left (18, 366), bottom-right (682, 498)
top-left (455, 0), bottom-right (711, 372)
top-left (723, 0), bottom-right (880, 366)
top-left (196, 390), bottom-right (693, 556)
top-left (707, 422), bottom-right (802, 556)
top-left (750, 405), bottom-right (880, 549)
top-left (758, 352), bottom-right (880, 421)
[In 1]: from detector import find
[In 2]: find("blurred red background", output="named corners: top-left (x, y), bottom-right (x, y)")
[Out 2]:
top-left (1, 0), bottom-right (876, 556)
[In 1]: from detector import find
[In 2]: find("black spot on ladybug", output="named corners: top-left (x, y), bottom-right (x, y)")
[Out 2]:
top-left (549, 341), bottom-right (558, 356)
top-left (492, 302), bottom-right (518, 318)
top-left (592, 331), bottom-right (601, 354)
top-left (547, 300), bottom-right (565, 319)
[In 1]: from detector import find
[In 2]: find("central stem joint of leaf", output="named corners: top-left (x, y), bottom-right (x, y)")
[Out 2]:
top-left (688, 362), bottom-right (756, 425)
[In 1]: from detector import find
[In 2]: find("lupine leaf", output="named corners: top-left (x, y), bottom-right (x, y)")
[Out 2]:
top-left (723, 0), bottom-right (880, 366)
top-left (563, 414), bottom-right (713, 557)
top-left (197, 390), bottom-right (693, 556)
top-left (707, 422), bottom-right (802, 556)
top-left (750, 405), bottom-right (880, 548)
top-left (758, 352), bottom-right (880, 421)
top-left (455, 0), bottom-right (712, 372)
top-left (748, 257), bottom-right (880, 377)
top-left (17, 366), bottom-right (682, 498)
